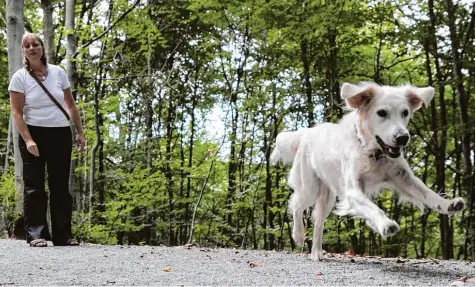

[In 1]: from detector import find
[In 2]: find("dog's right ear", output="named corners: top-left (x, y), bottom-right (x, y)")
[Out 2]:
top-left (341, 83), bottom-right (375, 109)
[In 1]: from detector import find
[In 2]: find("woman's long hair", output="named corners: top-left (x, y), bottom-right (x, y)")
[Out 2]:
top-left (22, 33), bottom-right (48, 71)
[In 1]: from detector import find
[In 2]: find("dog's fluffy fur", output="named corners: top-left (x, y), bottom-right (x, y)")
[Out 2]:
top-left (272, 82), bottom-right (465, 261)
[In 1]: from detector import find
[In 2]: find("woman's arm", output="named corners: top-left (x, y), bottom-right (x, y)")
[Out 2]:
top-left (10, 91), bottom-right (39, 156)
top-left (63, 88), bottom-right (85, 152)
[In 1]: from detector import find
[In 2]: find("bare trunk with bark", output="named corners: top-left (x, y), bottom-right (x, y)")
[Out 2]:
top-left (41, 0), bottom-right (54, 63)
top-left (445, 0), bottom-right (475, 260)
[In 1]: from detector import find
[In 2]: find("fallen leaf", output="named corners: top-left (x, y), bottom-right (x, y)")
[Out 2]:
top-left (345, 249), bottom-right (355, 256)
top-left (315, 271), bottom-right (324, 276)
top-left (184, 243), bottom-right (198, 249)
top-left (450, 281), bottom-right (465, 286)
top-left (459, 276), bottom-right (475, 283)
top-left (365, 255), bottom-right (381, 259)
top-left (163, 267), bottom-right (173, 272)
top-left (411, 260), bottom-right (431, 265)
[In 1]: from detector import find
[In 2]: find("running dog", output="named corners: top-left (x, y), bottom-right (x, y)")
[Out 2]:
top-left (271, 82), bottom-right (465, 261)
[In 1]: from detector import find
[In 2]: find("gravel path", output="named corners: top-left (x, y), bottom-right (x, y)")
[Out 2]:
top-left (0, 239), bottom-right (473, 286)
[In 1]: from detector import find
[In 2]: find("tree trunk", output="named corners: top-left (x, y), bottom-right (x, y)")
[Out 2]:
top-left (6, 0), bottom-right (25, 227)
top-left (428, 0), bottom-right (452, 260)
top-left (97, 84), bottom-right (105, 213)
top-left (421, 20), bottom-right (436, 260)
top-left (179, 108), bottom-right (186, 244)
top-left (4, 120), bottom-right (12, 174)
top-left (65, 0), bottom-right (80, 203)
top-left (41, 0), bottom-right (54, 63)
top-left (145, 39), bottom-right (153, 171)
top-left (165, 90), bottom-right (176, 245)
top-left (185, 75), bottom-right (199, 243)
top-left (89, 69), bottom-right (101, 224)
top-left (301, 39), bottom-right (314, 127)
top-left (326, 28), bottom-right (342, 121)
top-left (89, 0), bottom-right (113, 218)
top-left (446, 0), bottom-right (475, 260)
top-left (263, 124), bottom-right (274, 250)
top-left (226, 90), bottom-right (238, 232)
top-left (225, 54), bottom-right (247, 242)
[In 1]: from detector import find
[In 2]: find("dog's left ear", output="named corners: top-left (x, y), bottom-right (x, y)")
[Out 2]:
top-left (407, 87), bottom-right (435, 111)
top-left (341, 82), bottom-right (376, 109)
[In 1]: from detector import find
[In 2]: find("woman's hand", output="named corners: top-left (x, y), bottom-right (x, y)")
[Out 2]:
top-left (26, 139), bottom-right (39, 157)
top-left (76, 132), bottom-right (86, 152)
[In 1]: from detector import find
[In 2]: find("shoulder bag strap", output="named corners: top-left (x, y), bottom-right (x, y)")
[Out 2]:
top-left (28, 70), bottom-right (71, 122)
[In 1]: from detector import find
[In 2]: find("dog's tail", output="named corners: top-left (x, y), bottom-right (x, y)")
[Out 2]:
top-left (270, 129), bottom-right (306, 165)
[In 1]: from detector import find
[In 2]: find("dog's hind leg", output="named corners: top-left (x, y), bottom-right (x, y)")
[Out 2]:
top-left (288, 148), bottom-right (317, 247)
top-left (289, 192), bottom-right (307, 246)
top-left (310, 184), bottom-right (336, 261)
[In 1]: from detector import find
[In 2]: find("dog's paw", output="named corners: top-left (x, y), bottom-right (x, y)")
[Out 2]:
top-left (310, 249), bottom-right (324, 261)
top-left (292, 231), bottom-right (305, 246)
top-left (447, 197), bottom-right (465, 214)
top-left (381, 220), bottom-right (400, 238)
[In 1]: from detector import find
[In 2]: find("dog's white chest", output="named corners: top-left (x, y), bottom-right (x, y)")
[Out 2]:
top-left (358, 155), bottom-right (393, 195)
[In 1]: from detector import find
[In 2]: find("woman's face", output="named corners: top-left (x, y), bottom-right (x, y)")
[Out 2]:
top-left (22, 36), bottom-right (43, 62)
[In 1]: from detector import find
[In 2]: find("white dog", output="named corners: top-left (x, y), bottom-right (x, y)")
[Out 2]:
top-left (271, 82), bottom-right (465, 261)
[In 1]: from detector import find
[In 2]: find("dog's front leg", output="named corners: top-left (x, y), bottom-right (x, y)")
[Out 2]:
top-left (389, 163), bottom-right (465, 215)
top-left (336, 186), bottom-right (400, 238)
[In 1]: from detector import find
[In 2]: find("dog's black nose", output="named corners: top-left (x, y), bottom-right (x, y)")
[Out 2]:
top-left (396, 135), bottom-right (409, 146)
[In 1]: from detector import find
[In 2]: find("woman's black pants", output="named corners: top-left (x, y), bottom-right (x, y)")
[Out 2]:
top-left (19, 125), bottom-right (73, 245)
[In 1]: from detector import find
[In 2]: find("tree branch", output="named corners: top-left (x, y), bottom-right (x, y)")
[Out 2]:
top-left (461, 3), bottom-right (475, 57)
top-left (410, 120), bottom-right (437, 156)
top-left (73, 0), bottom-right (140, 57)
top-left (383, 54), bottom-right (422, 70)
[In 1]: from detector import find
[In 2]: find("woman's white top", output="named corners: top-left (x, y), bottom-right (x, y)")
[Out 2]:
top-left (8, 64), bottom-right (71, 127)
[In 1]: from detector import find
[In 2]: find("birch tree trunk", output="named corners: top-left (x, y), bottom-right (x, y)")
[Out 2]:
top-left (65, 0), bottom-right (80, 203)
top-left (6, 0), bottom-right (25, 219)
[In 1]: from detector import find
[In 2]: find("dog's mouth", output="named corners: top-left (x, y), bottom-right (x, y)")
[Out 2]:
top-left (375, 136), bottom-right (401, 158)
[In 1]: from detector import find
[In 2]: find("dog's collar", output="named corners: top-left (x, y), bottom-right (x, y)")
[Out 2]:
top-left (354, 122), bottom-right (387, 164)
top-left (369, 149), bottom-right (387, 164)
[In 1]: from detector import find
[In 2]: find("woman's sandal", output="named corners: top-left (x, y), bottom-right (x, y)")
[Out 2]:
top-left (30, 238), bottom-right (48, 247)
top-left (55, 238), bottom-right (80, 246)
top-left (65, 239), bottom-right (79, 246)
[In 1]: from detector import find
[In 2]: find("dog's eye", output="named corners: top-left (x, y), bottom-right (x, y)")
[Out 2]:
top-left (377, 110), bottom-right (387, 117)
top-left (402, 109), bottom-right (409, 117)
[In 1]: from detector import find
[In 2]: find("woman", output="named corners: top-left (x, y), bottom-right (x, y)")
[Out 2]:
top-left (8, 33), bottom-right (86, 247)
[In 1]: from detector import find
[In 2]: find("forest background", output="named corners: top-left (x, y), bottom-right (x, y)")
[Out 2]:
top-left (0, 0), bottom-right (474, 261)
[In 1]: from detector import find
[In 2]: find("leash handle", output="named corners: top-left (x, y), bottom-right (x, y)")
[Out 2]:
top-left (28, 70), bottom-right (71, 122)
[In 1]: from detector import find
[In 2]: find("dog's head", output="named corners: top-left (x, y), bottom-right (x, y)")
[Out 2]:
top-left (341, 82), bottom-right (434, 158)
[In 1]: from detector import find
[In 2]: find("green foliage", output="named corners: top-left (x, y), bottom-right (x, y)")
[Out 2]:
top-left (0, 170), bottom-right (21, 238)
top-left (1, 0), bottom-right (473, 260)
